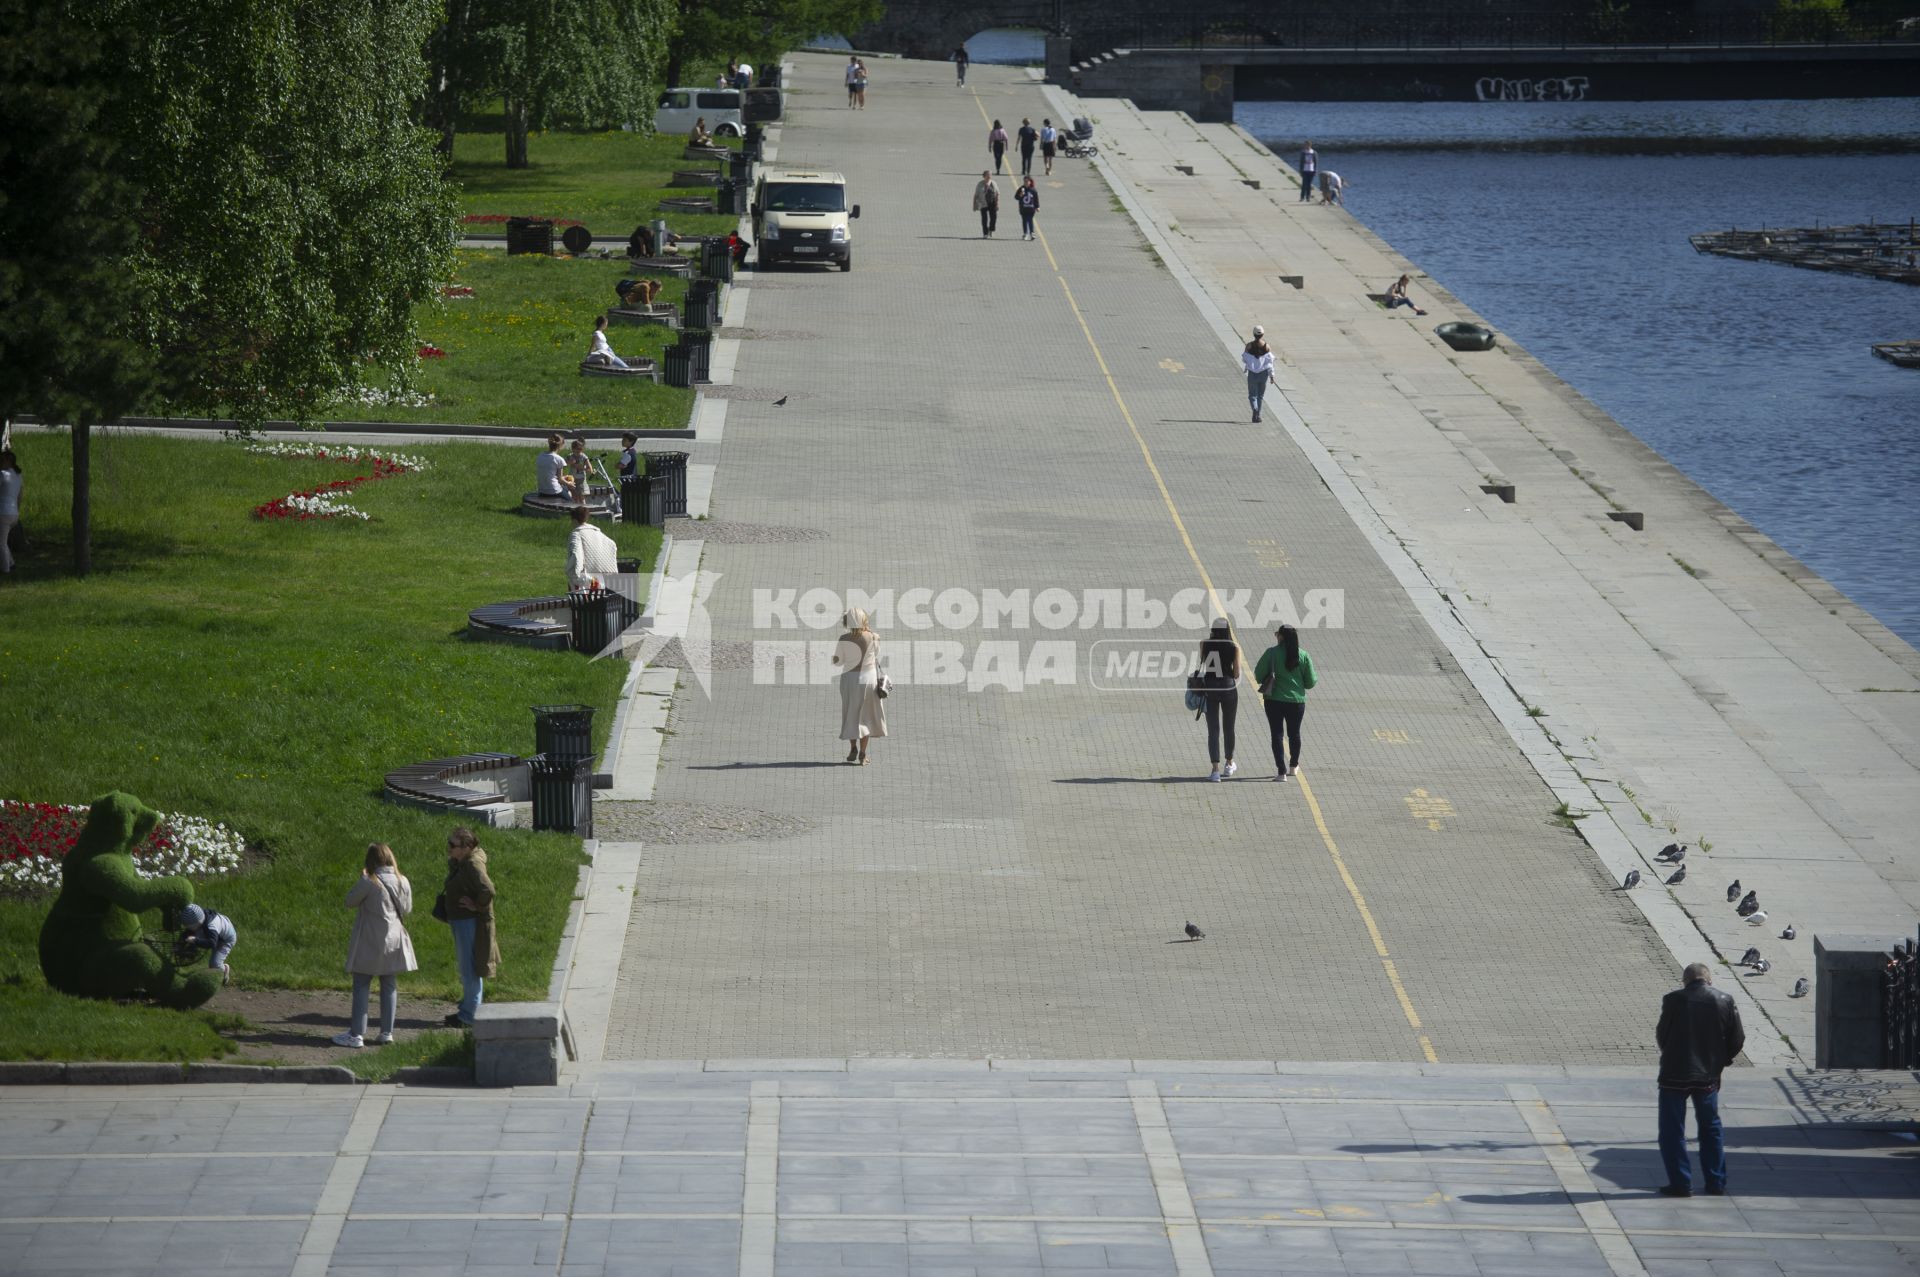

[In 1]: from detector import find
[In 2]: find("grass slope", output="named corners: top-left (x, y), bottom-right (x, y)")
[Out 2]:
top-left (452, 129), bottom-right (739, 242)
top-left (0, 431), bottom-right (659, 1059)
top-left (328, 250), bottom-right (695, 431)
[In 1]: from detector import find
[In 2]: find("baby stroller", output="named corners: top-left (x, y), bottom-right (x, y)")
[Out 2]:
top-left (1060, 118), bottom-right (1098, 158)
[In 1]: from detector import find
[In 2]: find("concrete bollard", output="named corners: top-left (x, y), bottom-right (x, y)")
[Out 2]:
top-left (473, 1001), bottom-right (564, 1087)
top-left (1815, 934), bottom-right (1892, 1068)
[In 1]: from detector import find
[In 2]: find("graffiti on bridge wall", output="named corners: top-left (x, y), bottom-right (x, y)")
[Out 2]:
top-left (1475, 75), bottom-right (1591, 102)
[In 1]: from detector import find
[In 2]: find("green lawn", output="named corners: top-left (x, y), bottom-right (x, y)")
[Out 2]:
top-left (0, 431), bottom-right (661, 1060)
top-left (453, 128), bottom-right (740, 242)
top-left (327, 250), bottom-right (697, 431)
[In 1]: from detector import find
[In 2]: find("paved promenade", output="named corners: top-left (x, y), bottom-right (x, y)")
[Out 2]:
top-left (604, 54), bottom-right (1702, 1066)
top-left (5, 1064), bottom-right (1919, 1277)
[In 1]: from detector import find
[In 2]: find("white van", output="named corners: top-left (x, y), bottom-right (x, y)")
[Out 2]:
top-left (653, 88), bottom-right (743, 138)
top-left (751, 167), bottom-right (861, 271)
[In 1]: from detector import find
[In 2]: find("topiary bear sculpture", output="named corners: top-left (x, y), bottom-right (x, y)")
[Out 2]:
top-left (37, 791), bottom-right (224, 1009)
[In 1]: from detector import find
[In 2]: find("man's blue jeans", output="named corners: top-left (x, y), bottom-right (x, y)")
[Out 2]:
top-left (450, 917), bottom-right (484, 1025)
top-left (1658, 1085), bottom-right (1725, 1191)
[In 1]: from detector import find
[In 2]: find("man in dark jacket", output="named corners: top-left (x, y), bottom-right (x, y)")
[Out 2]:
top-left (1655, 963), bottom-right (1744, 1196)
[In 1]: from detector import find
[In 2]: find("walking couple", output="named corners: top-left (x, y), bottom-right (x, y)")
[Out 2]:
top-left (1194, 623), bottom-right (1318, 782)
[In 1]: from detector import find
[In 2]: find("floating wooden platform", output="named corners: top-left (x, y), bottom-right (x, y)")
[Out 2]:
top-left (1690, 221), bottom-right (1920, 286)
top-left (1872, 341), bottom-right (1920, 369)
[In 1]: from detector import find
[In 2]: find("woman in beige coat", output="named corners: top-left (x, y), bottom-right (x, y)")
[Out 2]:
top-left (333, 843), bottom-right (418, 1049)
top-left (442, 827), bottom-right (499, 1028)
top-left (831, 608), bottom-right (887, 765)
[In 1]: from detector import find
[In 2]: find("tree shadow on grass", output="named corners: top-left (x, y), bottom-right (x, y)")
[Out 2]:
top-left (6, 524), bottom-right (191, 581)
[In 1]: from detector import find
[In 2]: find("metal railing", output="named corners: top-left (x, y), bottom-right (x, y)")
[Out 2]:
top-left (1080, 9), bottom-right (1913, 52)
top-left (1886, 933), bottom-right (1920, 1069)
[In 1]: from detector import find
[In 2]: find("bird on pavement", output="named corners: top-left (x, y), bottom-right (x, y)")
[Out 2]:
top-left (1726, 879), bottom-right (1741, 902)
top-left (1781, 924), bottom-right (1797, 941)
top-left (1739, 947), bottom-right (1761, 967)
top-left (1793, 977), bottom-right (1809, 997)
top-left (1622, 869), bottom-right (1641, 890)
top-left (1737, 890), bottom-right (1760, 917)
top-left (1184, 921), bottom-right (1205, 941)
top-left (1746, 910), bottom-right (1768, 927)
top-left (1665, 865), bottom-right (1687, 885)
top-left (1658, 843), bottom-right (1687, 862)
top-left (1753, 957), bottom-right (1771, 975)
top-left (773, 395), bottom-right (789, 406)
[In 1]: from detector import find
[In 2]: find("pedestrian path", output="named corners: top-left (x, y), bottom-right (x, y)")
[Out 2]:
top-left (4, 1064), bottom-right (1917, 1277)
top-left (600, 53), bottom-right (1692, 1067)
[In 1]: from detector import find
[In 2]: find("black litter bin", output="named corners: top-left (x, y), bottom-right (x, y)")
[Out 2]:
top-left (612, 557), bottom-right (643, 631)
top-left (528, 753), bottom-right (593, 836)
top-left (567, 588), bottom-right (623, 655)
top-left (682, 282), bottom-right (719, 330)
top-left (620, 473), bottom-right (664, 525)
top-left (663, 343), bottom-right (693, 388)
top-left (506, 217), bottom-right (554, 255)
top-left (643, 451), bottom-right (690, 519)
top-left (701, 238), bottom-right (734, 282)
top-left (744, 87), bottom-right (783, 123)
top-left (729, 150), bottom-right (753, 182)
top-left (759, 64), bottom-right (782, 88)
top-left (532, 703), bottom-right (596, 766)
top-left (671, 328), bottom-right (712, 385)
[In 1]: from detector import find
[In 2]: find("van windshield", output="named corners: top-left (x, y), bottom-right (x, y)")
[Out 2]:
top-left (762, 182), bottom-right (845, 213)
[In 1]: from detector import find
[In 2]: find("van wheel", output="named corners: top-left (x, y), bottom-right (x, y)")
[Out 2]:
top-left (717, 123), bottom-right (741, 138)
top-left (839, 254), bottom-right (852, 273)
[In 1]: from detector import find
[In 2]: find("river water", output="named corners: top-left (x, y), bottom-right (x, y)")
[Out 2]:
top-left (1236, 98), bottom-right (1920, 647)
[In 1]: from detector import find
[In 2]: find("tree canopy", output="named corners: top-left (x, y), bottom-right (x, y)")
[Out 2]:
top-left (662, 0), bottom-right (885, 87)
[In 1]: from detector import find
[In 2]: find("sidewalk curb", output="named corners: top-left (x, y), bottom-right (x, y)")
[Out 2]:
top-left (15, 415), bottom-right (696, 442)
top-left (0, 1061), bottom-right (361, 1085)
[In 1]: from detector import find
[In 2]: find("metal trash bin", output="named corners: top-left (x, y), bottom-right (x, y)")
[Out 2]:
top-left (729, 150), bottom-right (753, 181)
top-left (643, 451), bottom-right (690, 519)
top-left (682, 329), bottom-right (713, 384)
top-left (567, 588), bottom-right (622, 655)
top-left (532, 703), bottom-right (596, 766)
top-left (744, 87), bottom-right (783, 123)
top-left (528, 752), bottom-right (593, 836)
top-left (663, 343), bottom-right (692, 388)
top-left (701, 238), bottom-right (735, 281)
top-left (619, 473), bottom-right (663, 525)
top-left (506, 217), bottom-right (554, 255)
top-left (682, 281), bottom-right (719, 330)
top-left (612, 556), bottom-right (644, 630)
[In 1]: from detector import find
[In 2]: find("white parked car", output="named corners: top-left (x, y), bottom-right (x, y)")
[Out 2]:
top-left (653, 87), bottom-right (743, 138)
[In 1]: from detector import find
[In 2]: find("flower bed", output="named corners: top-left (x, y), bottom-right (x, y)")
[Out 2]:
top-left (1, 800), bottom-right (247, 893)
top-left (248, 443), bottom-right (432, 522)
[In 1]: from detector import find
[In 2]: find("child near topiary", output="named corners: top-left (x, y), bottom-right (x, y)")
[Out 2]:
top-left (37, 791), bottom-right (225, 1009)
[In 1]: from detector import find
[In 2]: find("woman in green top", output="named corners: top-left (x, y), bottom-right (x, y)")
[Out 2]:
top-left (1254, 624), bottom-right (1318, 781)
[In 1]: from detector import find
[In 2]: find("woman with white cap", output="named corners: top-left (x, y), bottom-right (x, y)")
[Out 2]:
top-left (1243, 326), bottom-right (1275, 423)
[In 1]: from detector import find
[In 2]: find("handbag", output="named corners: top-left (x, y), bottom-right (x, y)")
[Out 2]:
top-left (1184, 672), bottom-right (1206, 717)
top-left (431, 892), bottom-right (449, 923)
top-left (875, 669), bottom-right (893, 700)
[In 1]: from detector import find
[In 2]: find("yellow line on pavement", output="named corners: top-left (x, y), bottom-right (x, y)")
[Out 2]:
top-left (970, 74), bottom-right (1435, 1064)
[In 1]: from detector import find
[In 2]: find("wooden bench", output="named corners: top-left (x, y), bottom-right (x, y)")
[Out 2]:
top-left (383, 752), bottom-right (525, 817)
top-left (468, 596), bottom-right (572, 650)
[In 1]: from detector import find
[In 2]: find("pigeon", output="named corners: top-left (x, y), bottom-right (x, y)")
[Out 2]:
top-left (1184, 921), bottom-right (1205, 941)
top-left (1622, 869), bottom-right (1641, 890)
top-left (1737, 891), bottom-right (1759, 917)
top-left (1781, 924), bottom-right (1797, 941)
top-left (1752, 957), bottom-right (1771, 975)
top-left (1792, 977), bottom-right (1809, 998)
top-left (1658, 843), bottom-right (1687, 862)
top-left (1665, 865), bottom-right (1687, 885)
top-left (1746, 910), bottom-right (1768, 927)
top-left (773, 395), bottom-right (789, 406)
top-left (1726, 879), bottom-right (1742, 902)
top-left (1739, 947), bottom-right (1761, 967)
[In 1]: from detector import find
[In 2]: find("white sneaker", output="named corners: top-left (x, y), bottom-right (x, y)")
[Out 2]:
top-left (1275, 770), bottom-right (1287, 782)
top-left (1223, 761), bottom-right (1238, 778)
top-left (371, 1033), bottom-right (395, 1046)
top-left (1208, 769), bottom-right (1221, 782)
top-left (331, 1032), bottom-right (364, 1049)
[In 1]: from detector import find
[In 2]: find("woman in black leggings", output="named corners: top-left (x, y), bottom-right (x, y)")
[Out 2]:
top-left (1197, 620), bottom-right (1239, 782)
top-left (1254, 624), bottom-right (1318, 781)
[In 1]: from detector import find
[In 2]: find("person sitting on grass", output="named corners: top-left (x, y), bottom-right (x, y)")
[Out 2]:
top-left (689, 116), bottom-right (711, 146)
top-left (1385, 274), bottom-right (1427, 315)
top-left (537, 433), bottom-right (574, 500)
top-left (175, 903), bottom-right (237, 987)
top-left (566, 504), bottom-right (620, 592)
top-left (587, 315), bottom-right (631, 370)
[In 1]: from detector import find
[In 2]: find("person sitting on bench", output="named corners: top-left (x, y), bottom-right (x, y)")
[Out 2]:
top-left (537, 433), bottom-right (574, 499)
top-left (688, 117), bottom-right (711, 146)
top-left (586, 315), bottom-right (631, 369)
top-left (616, 277), bottom-right (662, 308)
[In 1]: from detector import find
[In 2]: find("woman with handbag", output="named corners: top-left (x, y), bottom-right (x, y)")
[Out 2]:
top-left (1196, 620), bottom-right (1241, 782)
top-left (439, 827), bottom-right (498, 1028)
top-left (831, 608), bottom-right (888, 765)
top-left (333, 843), bottom-right (418, 1048)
